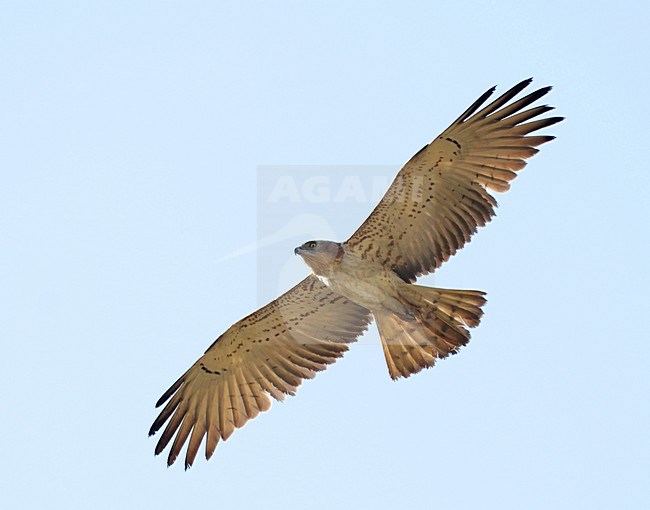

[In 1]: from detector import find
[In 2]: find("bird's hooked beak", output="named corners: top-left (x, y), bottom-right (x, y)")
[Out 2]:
top-left (294, 246), bottom-right (302, 255)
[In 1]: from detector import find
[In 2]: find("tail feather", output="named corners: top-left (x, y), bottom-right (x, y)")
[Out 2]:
top-left (375, 285), bottom-right (486, 380)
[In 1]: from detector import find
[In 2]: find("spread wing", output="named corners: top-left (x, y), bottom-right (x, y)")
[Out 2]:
top-left (149, 275), bottom-right (371, 468)
top-left (345, 78), bottom-right (563, 282)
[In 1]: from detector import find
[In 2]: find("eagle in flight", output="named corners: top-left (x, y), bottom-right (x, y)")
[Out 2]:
top-left (150, 78), bottom-right (562, 468)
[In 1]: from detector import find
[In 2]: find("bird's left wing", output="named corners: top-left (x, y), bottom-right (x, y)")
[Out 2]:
top-left (345, 78), bottom-right (563, 282)
top-left (149, 275), bottom-right (371, 468)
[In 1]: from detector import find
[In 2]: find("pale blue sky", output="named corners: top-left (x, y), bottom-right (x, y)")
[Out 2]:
top-left (2, 2), bottom-right (648, 509)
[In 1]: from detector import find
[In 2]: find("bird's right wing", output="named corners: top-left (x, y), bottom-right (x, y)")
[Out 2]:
top-left (346, 78), bottom-right (563, 282)
top-left (149, 275), bottom-right (371, 468)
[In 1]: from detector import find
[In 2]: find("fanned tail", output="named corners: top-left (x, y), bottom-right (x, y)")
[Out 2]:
top-left (375, 285), bottom-right (486, 380)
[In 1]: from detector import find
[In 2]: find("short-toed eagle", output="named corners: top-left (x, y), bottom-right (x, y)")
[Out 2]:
top-left (149, 78), bottom-right (562, 468)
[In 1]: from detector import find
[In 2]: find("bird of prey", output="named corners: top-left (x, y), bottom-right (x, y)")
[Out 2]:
top-left (150, 78), bottom-right (562, 468)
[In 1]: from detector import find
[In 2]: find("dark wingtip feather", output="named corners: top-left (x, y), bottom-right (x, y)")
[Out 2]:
top-left (152, 424), bottom-right (168, 454)
top-left (505, 77), bottom-right (534, 95)
top-left (453, 85), bottom-right (497, 124)
top-left (155, 438), bottom-right (167, 456)
top-left (517, 86), bottom-right (553, 108)
top-left (521, 77), bottom-right (534, 87)
top-left (526, 135), bottom-right (557, 147)
top-left (539, 116), bottom-right (565, 129)
top-left (155, 375), bottom-right (185, 408)
top-left (509, 77), bottom-right (534, 95)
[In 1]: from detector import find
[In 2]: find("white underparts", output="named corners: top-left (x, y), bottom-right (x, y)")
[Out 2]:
top-left (315, 274), bottom-right (330, 286)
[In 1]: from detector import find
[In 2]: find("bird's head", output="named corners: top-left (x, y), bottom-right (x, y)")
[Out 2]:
top-left (294, 240), bottom-right (343, 277)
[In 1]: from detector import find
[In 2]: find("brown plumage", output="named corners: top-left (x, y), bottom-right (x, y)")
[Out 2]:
top-left (150, 78), bottom-right (562, 468)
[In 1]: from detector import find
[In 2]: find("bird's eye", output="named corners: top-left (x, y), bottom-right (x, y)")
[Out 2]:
top-left (307, 241), bottom-right (317, 249)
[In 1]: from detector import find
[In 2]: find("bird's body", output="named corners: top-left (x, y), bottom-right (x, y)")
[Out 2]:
top-left (296, 239), bottom-right (486, 379)
top-left (299, 241), bottom-right (409, 318)
top-left (149, 78), bottom-right (563, 468)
